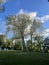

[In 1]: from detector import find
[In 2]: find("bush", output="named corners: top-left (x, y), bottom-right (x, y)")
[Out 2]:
top-left (27, 40), bottom-right (33, 51)
top-left (14, 40), bottom-right (22, 50)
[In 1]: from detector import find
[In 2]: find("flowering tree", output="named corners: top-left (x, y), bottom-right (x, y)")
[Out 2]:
top-left (6, 14), bottom-right (31, 50)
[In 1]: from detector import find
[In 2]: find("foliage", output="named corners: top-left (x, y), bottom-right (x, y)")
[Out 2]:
top-left (34, 36), bottom-right (43, 43)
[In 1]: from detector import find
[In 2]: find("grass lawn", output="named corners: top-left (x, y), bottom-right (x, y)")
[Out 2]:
top-left (0, 51), bottom-right (49, 65)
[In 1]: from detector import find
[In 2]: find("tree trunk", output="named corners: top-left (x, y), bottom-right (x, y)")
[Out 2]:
top-left (31, 34), bottom-right (32, 48)
top-left (21, 35), bottom-right (25, 51)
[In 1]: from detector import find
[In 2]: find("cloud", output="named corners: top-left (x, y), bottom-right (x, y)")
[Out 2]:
top-left (36, 15), bottom-right (49, 23)
top-left (42, 29), bottom-right (49, 36)
top-left (41, 15), bottom-right (49, 21)
top-left (18, 9), bottom-right (25, 14)
top-left (26, 28), bottom-right (49, 37)
top-left (44, 29), bottom-right (49, 32)
top-left (18, 9), bottom-right (37, 18)
top-left (28, 12), bottom-right (37, 19)
top-left (35, 29), bottom-right (49, 37)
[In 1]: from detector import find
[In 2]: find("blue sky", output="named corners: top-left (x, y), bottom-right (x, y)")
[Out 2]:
top-left (0, 0), bottom-right (49, 38)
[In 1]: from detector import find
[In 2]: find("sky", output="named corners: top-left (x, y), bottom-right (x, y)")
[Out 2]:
top-left (0, 0), bottom-right (49, 38)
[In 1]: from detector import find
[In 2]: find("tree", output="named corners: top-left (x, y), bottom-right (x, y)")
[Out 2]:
top-left (6, 14), bottom-right (31, 50)
top-left (0, 0), bottom-right (6, 4)
top-left (43, 37), bottom-right (49, 45)
top-left (0, 35), bottom-right (6, 46)
top-left (0, 5), bottom-right (5, 12)
top-left (43, 37), bottom-right (49, 52)
top-left (27, 40), bottom-right (32, 51)
top-left (34, 36), bottom-right (43, 51)
top-left (0, 0), bottom-right (6, 12)
top-left (30, 19), bottom-right (43, 48)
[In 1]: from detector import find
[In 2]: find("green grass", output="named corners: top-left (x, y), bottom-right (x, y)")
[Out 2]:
top-left (0, 51), bottom-right (49, 65)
